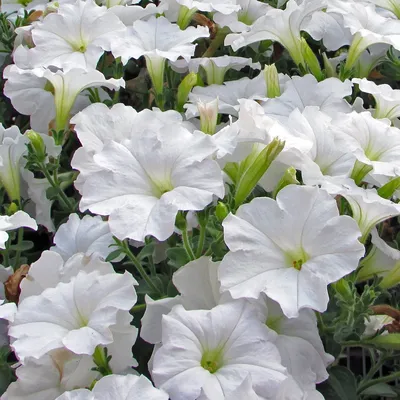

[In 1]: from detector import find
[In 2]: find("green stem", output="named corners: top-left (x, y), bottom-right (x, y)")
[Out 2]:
top-left (358, 351), bottom-right (387, 388)
top-left (196, 223), bottom-right (206, 258)
top-left (13, 227), bottom-right (24, 269)
top-left (40, 162), bottom-right (75, 212)
top-left (182, 228), bottom-right (195, 261)
top-left (131, 303), bottom-right (147, 313)
top-left (93, 346), bottom-right (113, 376)
top-left (204, 232), bottom-right (224, 256)
top-left (202, 28), bottom-right (229, 58)
top-left (121, 240), bottom-right (163, 296)
top-left (357, 370), bottom-right (400, 394)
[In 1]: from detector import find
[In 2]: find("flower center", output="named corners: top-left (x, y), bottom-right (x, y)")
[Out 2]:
top-left (285, 248), bottom-right (309, 271)
top-left (150, 178), bottom-right (174, 198)
top-left (201, 349), bottom-right (223, 374)
top-left (238, 12), bottom-right (254, 25)
top-left (266, 315), bottom-right (283, 333)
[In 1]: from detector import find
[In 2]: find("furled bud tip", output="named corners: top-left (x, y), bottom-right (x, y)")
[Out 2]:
top-left (6, 202), bottom-right (19, 216)
top-left (198, 98), bottom-right (219, 135)
top-left (301, 38), bottom-right (323, 81)
top-left (216, 202), bottom-right (229, 222)
top-left (264, 64), bottom-right (280, 98)
top-left (234, 137), bottom-right (285, 208)
top-left (25, 130), bottom-right (46, 161)
top-left (332, 278), bottom-right (353, 303)
top-left (272, 166), bottom-right (299, 199)
top-left (177, 72), bottom-right (198, 112)
top-left (322, 53), bottom-right (337, 78)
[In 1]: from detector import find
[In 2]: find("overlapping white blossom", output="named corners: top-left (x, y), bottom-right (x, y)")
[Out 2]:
top-left (51, 214), bottom-right (117, 262)
top-left (151, 301), bottom-right (288, 399)
top-left (14, 0), bottom-right (125, 71)
top-left (219, 184), bottom-right (365, 318)
top-left (74, 108), bottom-right (224, 241)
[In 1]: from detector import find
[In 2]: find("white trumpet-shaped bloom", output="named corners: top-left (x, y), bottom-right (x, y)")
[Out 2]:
top-left (219, 185), bottom-right (364, 318)
top-left (353, 78), bottom-right (400, 121)
top-left (258, 297), bottom-right (333, 392)
top-left (0, 124), bottom-right (28, 201)
top-left (225, 0), bottom-right (325, 66)
top-left (262, 74), bottom-right (352, 120)
top-left (141, 257), bottom-right (229, 344)
top-left (111, 16), bottom-right (208, 94)
top-left (151, 301), bottom-right (288, 400)
top-left (326, 0), bottom-right (400, 70)
top-left (19, 250), bottom-right (114, 301)
top-left (321, 178), bottom-right (400, 243)
top-left (213, 0), bottom-right (271, 33)
top-left (55, 374), bottom-right (168, 400)
top-left (51, 214), bottom-right (117, 262)
top-left (75, 122), bottom-right (224, 242)
top-left (4, 350), bottom-right (99, 400)
top-left (358, 228), bottom-right (400, 288)
top-left (9, 270), bottom-right (137, 361)
top-left (333, 111), bottom-right (400, 180)
top-left (0, 211), bottom-right (37, 249)
top-left (16, 0), bottom-right (125, 71)
top-left (170, 56), bottom-right (261, 85)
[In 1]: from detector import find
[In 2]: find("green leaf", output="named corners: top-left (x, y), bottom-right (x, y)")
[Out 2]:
top-left (364, 333), bottom-right (400, 350)
top-left (317, 366), bottom-right (357, 400)
top-left (138, 242), bottom-right (155, 261)
top-left (361, 383), bottom-right (397, 398)
top-left (105, 249), bottom-right (124, 262)
top-left (166, 247), bottom-right (189, 269)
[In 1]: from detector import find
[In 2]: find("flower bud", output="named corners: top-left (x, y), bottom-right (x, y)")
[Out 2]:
top-left (234, 138), bottom-right (285, 208)
top-left (6, 202), bottom-right (19, 216)
top-left (332, 278), bottom-right (353, 303)
top-left (177, 72), bottom-right (198, 112)
top-left (264, 64), bottom-right (280, 98)
top-left (322, 53), bottom-right (336, 78)
top-left (364, 333), bottom-right (400, 350)
top-left (198, 98), bottom-right (219, 135)
top-left (272, 167), bottom-right (299, 199)
top-left (301, 38), bottom-right (323, 81)
top-left (216, 202), bottom-right (229, 222)
top-left (25, 130), bottom-right (46, 162)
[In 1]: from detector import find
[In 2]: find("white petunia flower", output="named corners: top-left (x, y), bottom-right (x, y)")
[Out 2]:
top-left (358, 228), bottom-right (400, 288)
top-left (151, 301), bottom-right (288, 400)
top-left (56, 374), bottom-right (168, 400)
top-left (3, 65), bottom-right (123, 133)
top-left (219, 184), bottom-right (364, 318)
top-left (326, 0), bottom-right (400, 71)
top-left (0, 124), bottom-right (27, 202)
top-left (70, 103), bottom-right (186, 191)
top-left (21, 170), bottom-right (55, 232)
top-left (185, 72), bottom-right (290, 118)
top-left (213, 0), bottom-right (271, 34)
top-left (353, 43), bottom-right (390, 79)
top-left (363, 314), bottom-right (394, 337)
top-left (225, 0), bottom-right (325, 66)
top-left (262, 74), bottom-right (352, 120)
top-left (159, 0), bottom-right (240, 27)
top-left (359, 0), bottom-right (400, 19)
top-left (353, 78), bottom-right (400, 121)
top-left (170, 55), bottom-right (261, 85)
top-left (321, 177), bottom-right (400, 243)
top-left (141, 257), bottom-right (228, 344)
top-left (278, 107), bottom-right (355, 185)
top-left (4, 350), bottom-right (99, 400)
top-left (333, 111), bottom-right (400, 181)
top-left (257, 297), bottom-right (333, 393)
top-left (19, 250), bottom-right (114, 302)
top-left (109, 2), bottom-right (161, 26)
top-left (111, 16), bottom-right (209, 94)
top-left (75, 125), bottom-right (224, 242)
top-left (0, 211), bottom-right (37, 249)
top-left (17, 0), bottom-right (125, 71)
top-left (51, 214), bottom-right (117, 262)
top-left (9, 270), bottom-right (137, 361)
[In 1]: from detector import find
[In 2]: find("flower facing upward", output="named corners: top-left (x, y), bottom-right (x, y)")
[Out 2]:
top-left (219, 184), bottom-right (364, 318)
